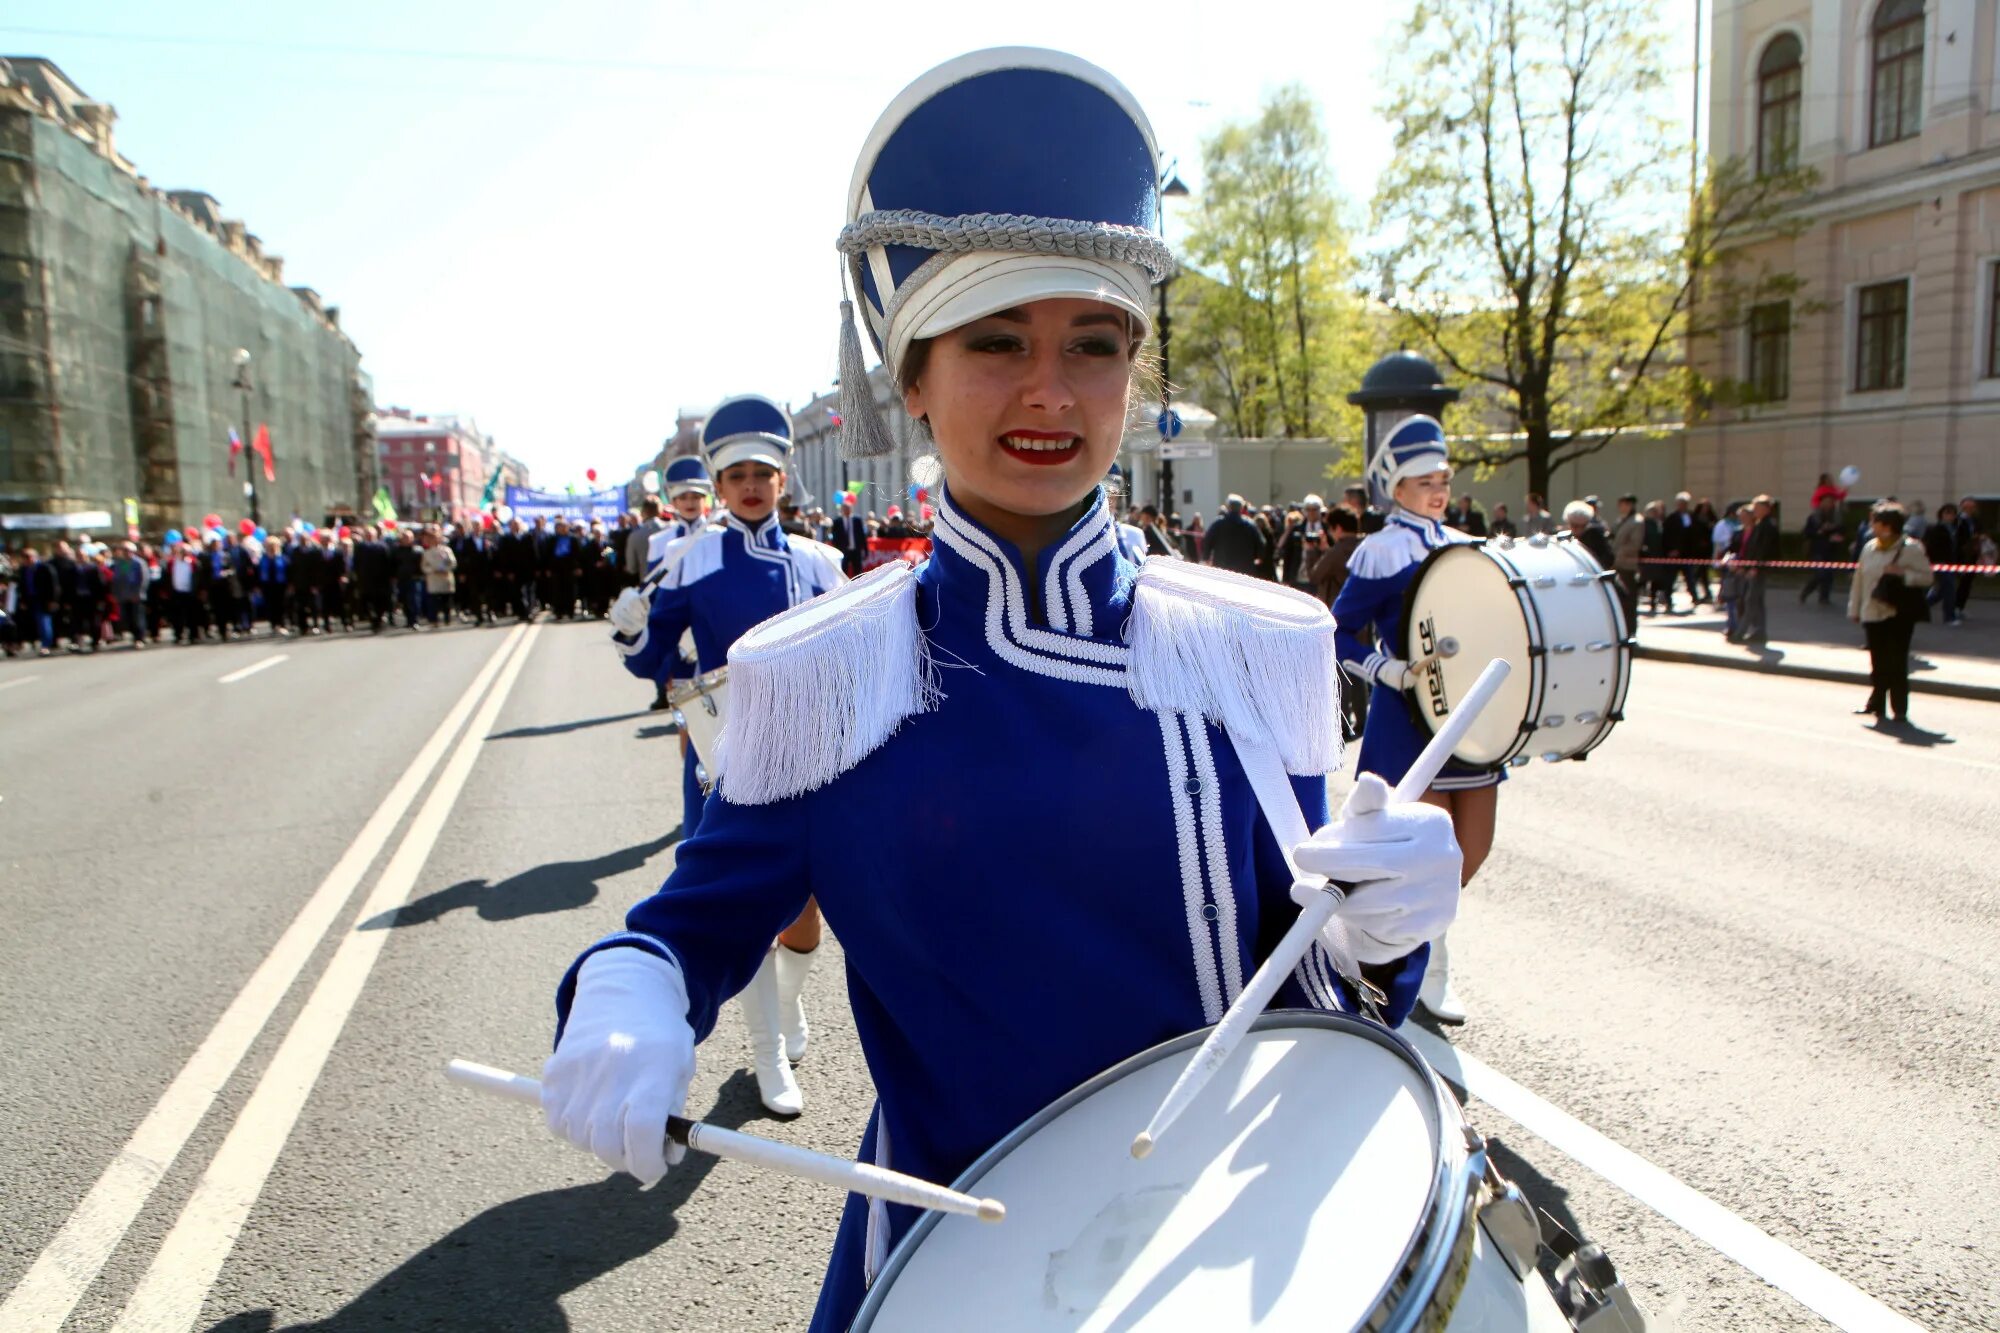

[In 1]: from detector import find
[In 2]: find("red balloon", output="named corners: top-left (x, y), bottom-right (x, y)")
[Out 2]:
top-left (182, 527), bottom-right (198, 542)
top-left (915, 487), bottom-right (928, 503)
top-left (382, 518), bottom-right (397, 530)
top-left (239, 518), bottom-right (256, 536)
top-left (203, 513), bottom-right (221, 529)
top-left (586, 468), bottom-right (598, 482)
top-left (337, 526), bottom-right (351, 540)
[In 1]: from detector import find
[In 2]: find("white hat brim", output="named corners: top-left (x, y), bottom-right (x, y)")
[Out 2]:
top-left (707, 438), bottom-right (788, 474)
top-left (890, 253), bottom-right (1150, 374)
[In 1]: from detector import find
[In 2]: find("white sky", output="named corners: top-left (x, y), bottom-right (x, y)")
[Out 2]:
top-left (5, 0), bottom-right (1702, 484)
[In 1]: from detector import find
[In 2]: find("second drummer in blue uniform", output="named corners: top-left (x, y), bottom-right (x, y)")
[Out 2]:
top-left (1331, 415), bottom-right (1501, 1024)
top-left (607, 395), bottom-right (844, 1116)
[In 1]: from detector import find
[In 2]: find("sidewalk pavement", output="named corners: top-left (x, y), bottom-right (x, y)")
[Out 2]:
top-left (1631, 582), bottom-right (2000, 702)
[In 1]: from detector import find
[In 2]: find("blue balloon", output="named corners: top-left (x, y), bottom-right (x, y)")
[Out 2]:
top-left (164, 529), bottom-right (182, 545)
top-left (253, 526), bottom-right (267, 541)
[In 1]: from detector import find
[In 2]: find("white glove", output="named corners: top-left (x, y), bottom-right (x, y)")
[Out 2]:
top-left (1374, 656), bottom-right (1434, 691)
top-left (542, 947), bottom-right (696, 1186)
top-left (1290, 773), bottom-right (1461, 965)
top-left (609, 587), bottom-right (651, 637)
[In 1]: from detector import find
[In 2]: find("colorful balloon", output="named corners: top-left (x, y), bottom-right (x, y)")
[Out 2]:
top-left (203, 513), bottom-right (221, 529)
top-left (239, 518), bottom-right (256, 536)
top-left (586, 468), bottom-right (598, 482)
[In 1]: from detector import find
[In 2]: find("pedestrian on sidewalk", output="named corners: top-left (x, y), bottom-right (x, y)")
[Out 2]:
top-left (1732, 496), bottom-right (1778, 645)
top-left (1713, 502), bottom-right (1744, 637)
top-left (1953, 497), bottom-right (1987, 622)
top-left (1798, 496), bottom-right (1842, 607)
top-left (1849, 501), bottom-right (1932, 725)
top-left (109, 542), bottom-right (149, 648)
top-left (1611, 495), bottom-right (1643, 624)
top-left (1924, 504), bottom-right (1961, 625)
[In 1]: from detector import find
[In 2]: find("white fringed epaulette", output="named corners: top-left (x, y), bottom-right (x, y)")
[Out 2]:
top-left (1125, 558), bottom-right (1343, 775)
top-left (658, 526), bottom-right (726, 589)
top-left (714, 562), bottom-right (937, 804)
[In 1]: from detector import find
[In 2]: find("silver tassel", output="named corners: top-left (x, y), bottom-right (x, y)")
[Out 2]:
top-left (837, 298), bottom-right (896, 459)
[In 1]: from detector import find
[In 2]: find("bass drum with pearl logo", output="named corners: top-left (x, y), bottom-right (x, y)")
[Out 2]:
top-left (1400, 534), bottom-right (1631, 769)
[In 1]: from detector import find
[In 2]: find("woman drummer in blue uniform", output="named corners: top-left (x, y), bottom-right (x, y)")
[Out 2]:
top-left (545, 49), bottom-right (1464, 1331)
top-left (1330, 416), bottom-right (1499, 1024)
top-left (607, 396), bottom-right (844, 1118)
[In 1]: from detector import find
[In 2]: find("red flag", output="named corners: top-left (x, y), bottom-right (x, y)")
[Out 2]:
top-left (227, 427), bottom-right (243, 477)
top-left (252, 424), bottom-right (275, 482)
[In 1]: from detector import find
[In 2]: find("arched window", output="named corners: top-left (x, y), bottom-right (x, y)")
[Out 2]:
top-left (1870, 0), bottom-right (1925, 148)
top-left (1757, 34), bottom-right (1803, 174)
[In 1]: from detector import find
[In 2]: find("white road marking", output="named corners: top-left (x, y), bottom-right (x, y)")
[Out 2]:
top-left (0, 675), bottom-right (40, 691)
top-left (0, 625), bottom-right (527, 1333)
top-left (1644, 703), bottom-right (2000, 775)
top-left (1403, 1025), bottom-right (1925, 1333)
top-left (110, 623), bottom-right (543, 1332)
top-left (216, 654), bottom-right (288, 684)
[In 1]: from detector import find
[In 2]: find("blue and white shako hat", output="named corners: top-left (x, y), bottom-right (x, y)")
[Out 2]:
top-left (701, 394), bottom-right (792, 475)
top-left (834, 48), bottom-right (1174, 457)
top-left (662, 455), bottom-right (712, 497)
top-left (1367, 415), bottom-right (1452, 508)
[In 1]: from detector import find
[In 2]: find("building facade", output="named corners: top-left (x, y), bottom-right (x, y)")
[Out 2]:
top-left (0, 57), bottom-right (373, 536)
top-left (1689, 0), bottom-right (2000, 516)
top-left (374, 408), bottom-right (498, 522)
top-left (790, 370), bottom-right (921, 517)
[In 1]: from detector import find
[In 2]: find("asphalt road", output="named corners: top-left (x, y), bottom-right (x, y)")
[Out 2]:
top-left (0, 620), bottom-right (1992, 1332)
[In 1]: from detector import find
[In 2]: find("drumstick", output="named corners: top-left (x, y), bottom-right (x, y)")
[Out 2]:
top-left (445, 1059), bottom-right (1005, 1223)
top-left (1131, 658), bottom-right (1511, 1160)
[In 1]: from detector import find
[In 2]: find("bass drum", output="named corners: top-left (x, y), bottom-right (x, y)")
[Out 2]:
top-left (853, 1012), bottom-right (1577, 1332)
top-left (1400, 535), bottom-right (1631, 770)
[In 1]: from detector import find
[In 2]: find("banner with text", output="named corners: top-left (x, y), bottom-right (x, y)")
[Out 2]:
top-left (504, 486), bottom-right (627, 522)
top-left (863, 537), bottom-right (932, 571)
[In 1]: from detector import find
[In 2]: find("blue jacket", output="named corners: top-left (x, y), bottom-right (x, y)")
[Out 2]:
top-left (564, 488), bottom-right (1427, 1331)
top-left (613, 513), bottom-right (843, 684)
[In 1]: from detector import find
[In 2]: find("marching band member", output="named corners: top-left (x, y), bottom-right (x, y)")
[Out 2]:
top-left (545, 51), bottom-right (1461, 1330)
top-left (606, 395), bottom-right (844, 1116)
top-left (645, 455), bottom-right (714, 575)
top-left (1330, 416), bottom-right (1498, 1024)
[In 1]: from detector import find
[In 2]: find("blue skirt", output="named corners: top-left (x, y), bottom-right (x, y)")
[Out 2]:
top-left (1356, 686), bottom-right (1504, 792)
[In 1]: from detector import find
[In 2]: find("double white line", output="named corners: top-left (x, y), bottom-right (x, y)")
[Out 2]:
top-left (1, 622), bottom-right (542, 1333)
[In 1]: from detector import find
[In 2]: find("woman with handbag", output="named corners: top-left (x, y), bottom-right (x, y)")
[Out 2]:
top-left (1848, 501), bottom-right (1933, 724)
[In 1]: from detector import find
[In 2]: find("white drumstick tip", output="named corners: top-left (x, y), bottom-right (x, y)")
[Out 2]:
top-left (977, 1199), bottom-right (1007, 1222)
top-left (1130, 1132), bottom-right (1155, 1160)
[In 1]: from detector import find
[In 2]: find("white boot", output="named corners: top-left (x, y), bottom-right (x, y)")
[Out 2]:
top-left (1419, 933), bottom-right (1467, 1026)
top-left (740, 949), bottom-right (803, 1116)
top-left (774, 944), bottom-right (818, 1063)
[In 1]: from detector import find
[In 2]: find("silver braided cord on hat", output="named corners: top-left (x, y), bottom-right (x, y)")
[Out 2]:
top-left (836, 210), bottom-right (1176, 284)
top-left (833, 211), bottom-right (1173, 460)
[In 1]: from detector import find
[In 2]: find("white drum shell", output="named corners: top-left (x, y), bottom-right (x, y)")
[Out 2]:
top-left (668, 667), bottom-right (729, 781)
top-left (1403, 536), bottom-right (1630, 768)
top-left (854, 1013), bottom-right (1571, 1332)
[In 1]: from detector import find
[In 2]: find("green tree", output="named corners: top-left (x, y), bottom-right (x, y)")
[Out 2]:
top-left (1371, 0), bottom-right (1811, 500)
top-left (1178, 86), bottom-right (1370, 439)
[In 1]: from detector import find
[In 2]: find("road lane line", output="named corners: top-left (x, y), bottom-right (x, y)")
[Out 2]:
top-left (111, 622), bottom-right (543, 1332)
top-left (1643, 703), bottom-right (2000, 775)
top-left (0, 625), bottom-right (526, 1333)
top-left (216, 654), bottom-right (288, 684)
top-left (1403, 1026), bottom-right (1925, 1333)
top-left (0, 675), bottom-right (39, 692)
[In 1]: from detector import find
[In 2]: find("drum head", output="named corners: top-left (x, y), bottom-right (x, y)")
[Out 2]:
top-left (858, 1015), bottom-right (1444, 1331)
top-left (1402, 546), bottom-right (1532, 768)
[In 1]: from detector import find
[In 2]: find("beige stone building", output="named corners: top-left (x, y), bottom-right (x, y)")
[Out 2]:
top-left (1689, 0), bottom-right (2000, 520)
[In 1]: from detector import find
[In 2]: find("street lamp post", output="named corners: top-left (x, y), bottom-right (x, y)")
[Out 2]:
top-left (1157, 171), bottom-right (1190, 516)
top-left (232, 348), bottom-right (259, 526)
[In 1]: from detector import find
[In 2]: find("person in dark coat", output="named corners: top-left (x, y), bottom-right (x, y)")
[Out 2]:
top-left (354, 527), bottom-right (394, 633)
top-left (543, 519), bottom-right (582, 619)
top-left (456, 523), bottom-right (496, 626)
top-left (392, 529), bottom-right (425, 628)
top-left (1733, 495), bottom-right (1779, 645)
top-left (289, 534), bottom-right (324, 635)
top-left (1200, 495), bottom-right (1266, 574)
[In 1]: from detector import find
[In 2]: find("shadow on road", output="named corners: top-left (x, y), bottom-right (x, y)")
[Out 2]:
top-left (633, 722), bottom-right (678, 740)
top-left (487, 710), bottom-right (651, 741)
top-left (205, 1073), bottom-right (766, 1333)
top-left (360, 830), bottom-right (677, 929)
top-left (1867, 718), bottom-right (1957, 747)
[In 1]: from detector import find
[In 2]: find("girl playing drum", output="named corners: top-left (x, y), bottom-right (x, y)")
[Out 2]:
top-left (544, 49), bottom-right (1464, 1331)
top-left (1332, 418), bottom-right (1499, 1025)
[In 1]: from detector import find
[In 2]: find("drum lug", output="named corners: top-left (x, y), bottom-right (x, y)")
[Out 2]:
top-left (1532, 575), bottom-right (1558, 589)
top-left (1541, 751), bottom-right (1563, 762)
top-left (1527, 533), bottom-right (1551, 547)
top-left (1477, 1169), bottom-right (1543, 1282)
top-left (1569, 572), bottom-right (1594, 586)
top-left (1543, 1211), bottom-right (1653, 1331)
top-left (670, 709), bottom-right (687, 727)
top-left (1541, 715), bottom-right (1566, 729)
top-left (1551, 643), bottom-right (1576, 655)
top-left (1573, 711), bottom-right (1600, 726)
top-left (1585, 640), bottom-right (1613, 653)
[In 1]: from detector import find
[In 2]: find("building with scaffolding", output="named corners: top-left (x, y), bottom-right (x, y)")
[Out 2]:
top-left (0, 56), bottom-right (374, 538)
